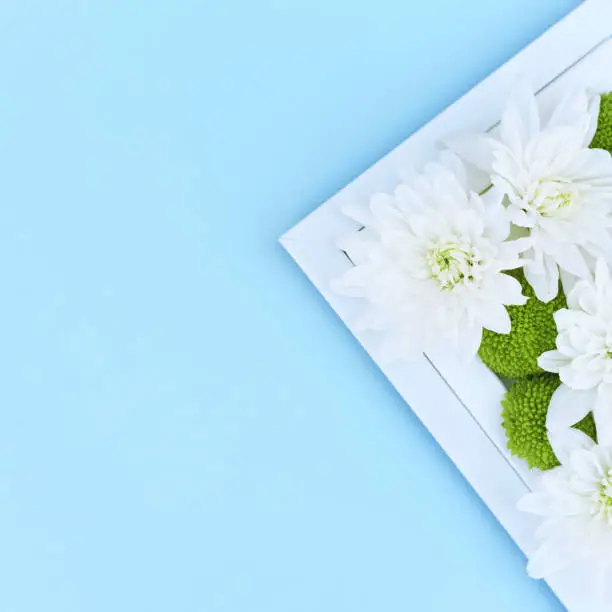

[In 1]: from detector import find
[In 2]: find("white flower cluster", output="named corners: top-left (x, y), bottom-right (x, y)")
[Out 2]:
top-left (336, 84), bottom-right (612, 361)
top-left (526, 259), bottom-right (612, 593)
top-left (335, 84), bottom-right (612, 592)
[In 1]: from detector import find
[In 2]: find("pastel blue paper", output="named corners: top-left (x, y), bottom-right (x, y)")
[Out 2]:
top-left (0, 1), bottom-right (578, 611)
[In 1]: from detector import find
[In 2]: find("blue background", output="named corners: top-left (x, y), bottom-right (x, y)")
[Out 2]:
top-left (0, 1), bottom-right (581, 611)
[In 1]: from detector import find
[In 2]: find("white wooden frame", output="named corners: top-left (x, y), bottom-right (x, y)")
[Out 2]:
top-left (280, 2), bottom-right (612, 609)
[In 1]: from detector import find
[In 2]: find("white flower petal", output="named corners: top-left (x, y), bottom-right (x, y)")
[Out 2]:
top-left (497, 238), bottom-right (531, 270)
top-left (507, 205), bottom-right (535, 228)
top-left (595, 258), bottom-right (611, 292)
top-left (547, 89), bottom-right (590, 130)
top-left (586, 92), bottom-right (602, 145)
top-left (493, 272), bottom-right (527, 306)
top-left (572, 352), bottom-right (605, 372)
top-left (510, 81), bottom-right (540, 140)
top-left (547, 384), bottom-right (593, 431)
top-left (393, 184), bottom-right (425, 216)
top-left (568, 147), bottom-right (612, 181)
top-left (548, 424), bottom-right (598, 469)
top-left (556, 330), bottom-right (578, 357)
top-left (560, 269), bottom-right (579, 298)
top-left (500, 81), bottom-right (540, 157)
top-left (526, 537), bottom-right (573, 579)
top-left (370, 193), bottom-right (404, 228)
top-left (546, 242), bottom-right (590, 279)
top-left (523, 257), bottom-right (559, 302)
top-left (577, 289), bottom-right (600, 316)
top-left (407, 213), bottom-right (429, 238)
top-left (443, 133), bottom-right (496, 173)
top-left (517, 491), bottom-right (555, 516)
top-left (538, 350), bottom-right (568, 374)
top-left (559, 365), bottom-right (603, 390)
top-left (500, 102), bottom-right (525, 157)
top-left (552, 308), bottom-right (575, 329)
top-left (570, 446), bottom-right (606, 482)
top-left (437, 150), bottom-right (468, 190)
top-left (478, 303), bottom-right (511, 334)
top-left (594, 384), bottom-right (612, 447)
top-left (454, 323), bottom-right (482, 361)
top-left (547, 385), bottom-right (596, 464)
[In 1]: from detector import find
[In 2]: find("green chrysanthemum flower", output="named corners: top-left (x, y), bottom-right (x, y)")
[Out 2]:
top-left (478, 268), bottom-right (566, 378)
top-left (502, 374), bottom-right (597, 471)
top-left (591, 92), bottom-right (612, 153)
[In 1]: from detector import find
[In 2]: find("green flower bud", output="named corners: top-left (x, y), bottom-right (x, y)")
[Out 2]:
top-left (478, 268), bottom-right (565, 378)
top-left (502, 374), bottom-right (597, 471)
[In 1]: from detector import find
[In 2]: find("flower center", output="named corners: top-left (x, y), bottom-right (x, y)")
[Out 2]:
top-left (596, 471), bottom-right (612, 525)
top-left (530, 180), bottom-right (577, 218)
top-left (426, 240), bottom-right (481, 289)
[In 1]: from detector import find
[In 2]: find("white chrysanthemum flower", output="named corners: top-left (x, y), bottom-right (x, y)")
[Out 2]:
top-left (518, 442), bottom-right (612, 602)
top-left (448, 85), bottom-right (612, 302)
top-left (334, 155), bottom-right (527, 360)
top-left (538, 260), bottom-right (612, 462)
